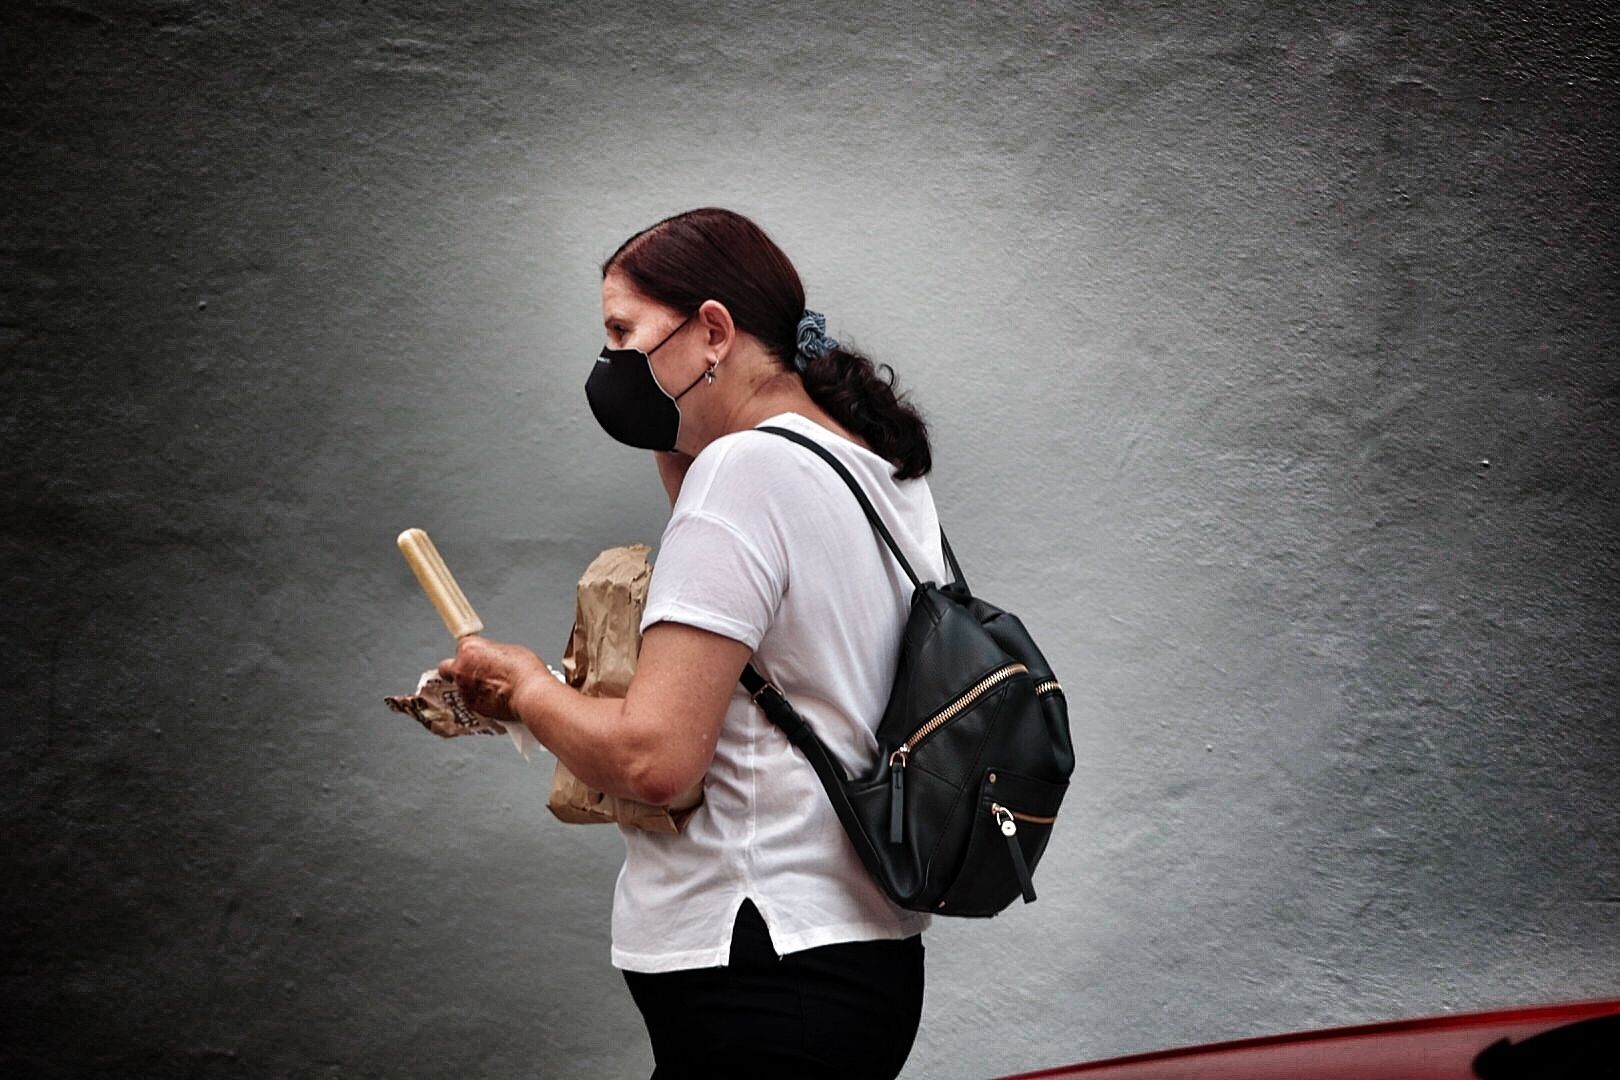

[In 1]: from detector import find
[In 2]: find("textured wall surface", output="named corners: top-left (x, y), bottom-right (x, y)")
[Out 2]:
top-left (4, 2), bottom-right (1617, 1077)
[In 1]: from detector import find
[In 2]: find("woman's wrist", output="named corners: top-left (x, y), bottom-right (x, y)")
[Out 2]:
top-left (511, 656), bottom-right (560, 739)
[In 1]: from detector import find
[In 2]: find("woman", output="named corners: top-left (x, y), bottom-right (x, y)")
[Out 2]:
top-left (439, 207), bottom-right (948, 1079)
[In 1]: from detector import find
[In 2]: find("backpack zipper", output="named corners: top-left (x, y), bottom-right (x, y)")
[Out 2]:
top-left (890, 662), bottom-right (1030, 765)
top-left (992, 804), bottom-right (1057, 826)
top-left (886, 662), bottom-right (1029, 844)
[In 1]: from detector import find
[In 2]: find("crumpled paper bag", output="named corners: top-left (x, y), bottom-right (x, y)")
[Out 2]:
top-left (549, 544), bottom-right (702, 833)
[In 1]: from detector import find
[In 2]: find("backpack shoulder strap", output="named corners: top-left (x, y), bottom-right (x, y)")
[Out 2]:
top-left (739, 424), bottom-right (974, 861)
top-left (939, 527), bottom-right (968, 594)
top-left (739, 662), bottom-right (889, 874)
top-left (755, 424), bottom-right (966, 591)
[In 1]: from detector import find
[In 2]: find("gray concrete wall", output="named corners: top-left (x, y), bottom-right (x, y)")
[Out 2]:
top-left (4, 2), bottom-right (1616, 1076)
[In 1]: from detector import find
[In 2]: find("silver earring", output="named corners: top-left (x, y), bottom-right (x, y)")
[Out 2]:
top-left (703, 362), bottom-right (717, 384)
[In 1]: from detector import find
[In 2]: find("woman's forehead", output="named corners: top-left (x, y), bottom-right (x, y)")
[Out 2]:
top-left (601, 271), bottom-right (665, 323)
top-left (601, 270), bottom-right (640, 308)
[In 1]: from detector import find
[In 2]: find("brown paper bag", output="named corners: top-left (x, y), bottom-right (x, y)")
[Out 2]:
top-left (547, 544), bottom-right (703, 833)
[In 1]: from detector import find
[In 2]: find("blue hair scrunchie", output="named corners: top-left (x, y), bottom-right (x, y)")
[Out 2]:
top-left (793, 309), bottom-right (839, 373)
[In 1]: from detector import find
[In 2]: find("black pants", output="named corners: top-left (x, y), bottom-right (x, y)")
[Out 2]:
top-left (622, 899), bottom-right (925, 1080)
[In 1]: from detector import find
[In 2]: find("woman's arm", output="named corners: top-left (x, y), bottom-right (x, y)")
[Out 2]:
top-left (444, 621), bottom-right (751, 806)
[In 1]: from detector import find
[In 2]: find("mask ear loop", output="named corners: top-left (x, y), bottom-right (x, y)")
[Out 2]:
top-left (665, 308), bottom-right (720, 399)
top-left (645, 313), bottom-right (694, 357)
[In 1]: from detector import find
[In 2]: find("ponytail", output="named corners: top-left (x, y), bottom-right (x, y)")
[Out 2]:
top-left (796, 344), bottom-right (932, 480)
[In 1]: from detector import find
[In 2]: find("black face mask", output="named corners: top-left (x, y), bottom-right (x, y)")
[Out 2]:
top-left (584, 314), bottom-right (709, 451)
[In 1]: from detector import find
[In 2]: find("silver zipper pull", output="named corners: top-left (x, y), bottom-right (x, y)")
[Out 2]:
top-left (993, 804), bottom-right (1017, 837)
top-left (992, 803), bottom-right (1038, 903)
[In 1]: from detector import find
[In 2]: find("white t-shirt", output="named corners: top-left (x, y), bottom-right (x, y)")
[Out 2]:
top-left (611, 409), bottom-right (945, 973)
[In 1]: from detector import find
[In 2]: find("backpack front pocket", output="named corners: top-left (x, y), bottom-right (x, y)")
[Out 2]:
top-left (932, 767), bottom-right (1067, 917)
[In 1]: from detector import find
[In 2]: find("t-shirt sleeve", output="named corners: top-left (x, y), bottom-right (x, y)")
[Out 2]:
top-left (638, 438), bottom-right (794, 649)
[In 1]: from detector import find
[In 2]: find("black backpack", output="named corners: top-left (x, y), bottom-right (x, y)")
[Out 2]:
top-left (738, 425), bottom-right (1074, 916)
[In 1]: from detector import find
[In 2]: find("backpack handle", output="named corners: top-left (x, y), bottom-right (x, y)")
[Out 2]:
top-left (755, 425), bottom-right (967, 592)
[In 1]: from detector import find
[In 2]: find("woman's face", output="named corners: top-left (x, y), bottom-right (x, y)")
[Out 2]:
top-left (597, 268), bottom-right (722, 455)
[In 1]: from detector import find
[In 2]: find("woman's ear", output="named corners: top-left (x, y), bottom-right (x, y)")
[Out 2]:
top-left (697, 298), bottom-right (735, 360)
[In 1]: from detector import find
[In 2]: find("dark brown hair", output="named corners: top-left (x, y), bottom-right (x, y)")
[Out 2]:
top-left (602, 207), bottom-right (933, 479)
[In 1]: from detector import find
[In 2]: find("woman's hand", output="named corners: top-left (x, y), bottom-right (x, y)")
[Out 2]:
top-left (654, 450), bottom-right (694, 509)
top-left (436, 635), bottom-right (548, 728)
